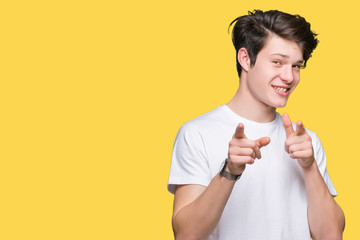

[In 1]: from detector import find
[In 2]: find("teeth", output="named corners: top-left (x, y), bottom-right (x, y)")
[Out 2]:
top-left (274, 87), bottom-right (288, 92)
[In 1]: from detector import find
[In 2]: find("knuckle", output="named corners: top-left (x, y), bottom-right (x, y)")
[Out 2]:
top-left (306, 135), bottom-right (312, 141)
top-left (246, 156), bottom-right (254, 164)
top-left (229, 156), bottom-right (240, 164)
top-left (288, 146), bottom-right (294, 153)
top-left (228, 148), bottom-right (235, 155)
top-left (249, 141), bottom-right (257, 148)
top-left (245, 148), bottom-right (253, 155)
top-left (228, 154), bottom-right (236, 161)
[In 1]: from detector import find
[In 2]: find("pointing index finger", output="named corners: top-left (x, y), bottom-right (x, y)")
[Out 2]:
top-left (282, 113), bottom-right (295, 138)
top-left (233, 123), bottom-right (246, 139)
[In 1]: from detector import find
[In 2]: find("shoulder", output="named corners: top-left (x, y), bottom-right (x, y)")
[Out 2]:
top-left (180, 105), bottom-right (232, 133)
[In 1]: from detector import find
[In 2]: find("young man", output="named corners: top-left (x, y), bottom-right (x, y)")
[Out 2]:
top-left (168, 10), bottom-right (345, 240)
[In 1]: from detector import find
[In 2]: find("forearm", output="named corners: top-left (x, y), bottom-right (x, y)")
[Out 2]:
top-left (173, 174), bottom-right (235, 240)
top-left (303, 162), bottom-right (345, 240)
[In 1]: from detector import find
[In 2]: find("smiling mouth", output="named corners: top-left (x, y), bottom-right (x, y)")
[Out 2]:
top-left (272, 86), bottom-right (290, 93)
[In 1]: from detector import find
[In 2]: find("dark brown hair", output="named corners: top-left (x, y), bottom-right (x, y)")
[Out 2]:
top-left (229, 10), bottom-right (318, 78)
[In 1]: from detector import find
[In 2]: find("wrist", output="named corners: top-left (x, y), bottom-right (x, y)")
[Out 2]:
top-left (300, 156), bottom-right (316, 168)
top-left (301, 159), bottom-right (317, 173)
top-left (225, 164), bottom-right (243, 176)
top-left (220, 159), bottom-right (242, 181)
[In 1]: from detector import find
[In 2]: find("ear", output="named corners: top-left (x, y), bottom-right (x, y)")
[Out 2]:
top-left (237, 48), bottom-right (251, 72)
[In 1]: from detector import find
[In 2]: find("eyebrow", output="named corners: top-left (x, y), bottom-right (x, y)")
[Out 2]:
top-left (271, 53), bottom-right (304, 63)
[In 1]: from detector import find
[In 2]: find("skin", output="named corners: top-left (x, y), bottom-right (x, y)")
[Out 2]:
top-left (172, 34), bottom-right (345, 240)
top-left (282, 113), bottom-right (345, 239)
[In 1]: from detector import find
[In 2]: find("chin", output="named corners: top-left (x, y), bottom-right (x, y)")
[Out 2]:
top-left (272, 101), bottom-right (288, 108)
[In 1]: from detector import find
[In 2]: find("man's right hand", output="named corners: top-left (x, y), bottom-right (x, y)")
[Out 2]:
top-left (227, 123), bottom-right (271, 175)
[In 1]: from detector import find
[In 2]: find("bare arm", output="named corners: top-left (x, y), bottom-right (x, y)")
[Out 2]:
top-left (283, 113), bottom-right (345, 240)
top-left (172, 123), bottom-right (270, 240)
top-left (172, 175), bottom-right (235, 240)
top-left (303, 162), bottom-right (345, 240)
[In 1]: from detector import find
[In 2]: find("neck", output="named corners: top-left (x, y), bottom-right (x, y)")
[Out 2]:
top-left (227, 85), bottom-right (276, 123)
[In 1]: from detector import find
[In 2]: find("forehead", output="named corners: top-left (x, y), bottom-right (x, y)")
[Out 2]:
top-left (259, 34), bottom-right (303, 61)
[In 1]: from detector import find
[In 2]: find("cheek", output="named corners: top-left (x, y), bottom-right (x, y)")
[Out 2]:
top-left (292, 72), bottom-right (301, 87)
top-left (248, 73), bottom-right (268, 93)
top-left (294, 78), bottom-right (300, 88)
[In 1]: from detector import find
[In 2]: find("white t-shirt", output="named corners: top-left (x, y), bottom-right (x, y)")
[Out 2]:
top-left (168, 105), bottom-right (337, 240)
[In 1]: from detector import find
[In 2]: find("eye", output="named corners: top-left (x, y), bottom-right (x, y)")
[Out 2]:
top-left (292, 64), bottom-right (302, 70)
top-left (272, 60), bottom-right (281, 65)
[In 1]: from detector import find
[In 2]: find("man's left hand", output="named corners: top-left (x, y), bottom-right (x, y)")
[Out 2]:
top-left (282, 113), bottom-right (315, 169)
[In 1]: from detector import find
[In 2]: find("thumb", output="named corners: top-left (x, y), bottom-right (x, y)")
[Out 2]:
top-left (295, 121), bottom-right (307, 136)
top-left (257, 137), bottom-right (271, 148)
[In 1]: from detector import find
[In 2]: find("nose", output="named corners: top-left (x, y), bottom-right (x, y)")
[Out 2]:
top-left (280, 65), bottom-right (294, 83)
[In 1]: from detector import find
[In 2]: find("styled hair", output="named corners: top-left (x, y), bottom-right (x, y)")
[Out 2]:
top-left (229, 10), bottom-right (318, 78)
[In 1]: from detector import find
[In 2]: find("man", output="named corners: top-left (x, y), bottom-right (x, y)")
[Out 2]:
top-left (168, 10), bottom-right (345, 240)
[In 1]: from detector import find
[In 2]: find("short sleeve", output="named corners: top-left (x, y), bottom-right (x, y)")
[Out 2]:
top-left (167, 123), bottom-right (211, 194)
top-left (312, 133), bottom-right (338, 197)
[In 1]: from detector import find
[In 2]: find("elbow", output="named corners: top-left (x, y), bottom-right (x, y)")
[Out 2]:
top-left (174, 229), bottom-right (207, 240)
top-left (320, 232), bottom-right (343, 240)
top-left (311, 211), bottom-right (345, 240)
top-left (172, 215), bottom-right (209, 240)
top-left (331, 203), bottom-right (345, 238)
top-left (313, 214), bottom-right (345, 240)
top-left (175, 234), bottom-right (205, 240)
top-left (312, 229), bottom-right (343, 240)
top-left (173, 226), bottom-right (207, 240)
top-left (173, 223), bottom-right (208, 240)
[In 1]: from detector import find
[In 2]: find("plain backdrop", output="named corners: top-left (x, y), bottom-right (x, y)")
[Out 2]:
top-left (0, 0), bottom-right (358, 239)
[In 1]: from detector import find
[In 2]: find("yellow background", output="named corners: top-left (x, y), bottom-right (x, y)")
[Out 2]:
top-left (1, 0), bottom-right (358, 239)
